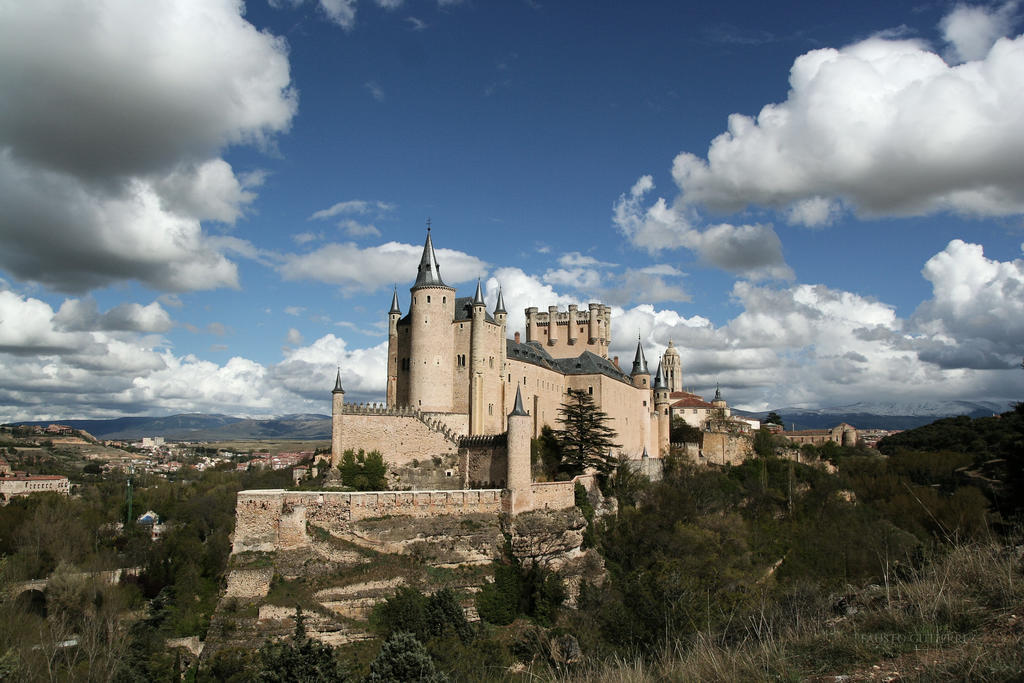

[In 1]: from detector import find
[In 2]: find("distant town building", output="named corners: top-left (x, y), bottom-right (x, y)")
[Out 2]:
top-left (777, 423), bottom-right (859, 447)
top-left (0, 458), bottom-right (71, 503)
top-left (141, 437), bottom-right (165, 448)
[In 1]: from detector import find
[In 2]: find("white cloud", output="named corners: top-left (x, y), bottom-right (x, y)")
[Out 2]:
top-left (55, 299), bottom-right (173, 333)
top-left (669, 30), bottom-right (1024, 220)
top-left (406, 17), bottom-right (428, 31)
top-left (279, 241), bottom-right (488, 294)
top-left (339, 220), bottom-right (382, 237)
top-left (309, 199), bottom-right (395, 221)
top-left (319, 0), bottom-right (358, 28)
top-left (284, 306), bottom-right (307, 316)
top-left (941, 1), bottom-right (1019, 62)
top-left (286, 328), bottom-right (305, 346)
top-left (613, 176), bottom-right (793, 279)
top-left (0, 0), bottom-right (296, 292)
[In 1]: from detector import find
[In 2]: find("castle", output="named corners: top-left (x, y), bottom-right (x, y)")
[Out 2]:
top-left (332, 228), bottom-right (687, 476)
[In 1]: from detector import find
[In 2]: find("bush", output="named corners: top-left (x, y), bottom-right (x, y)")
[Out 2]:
top-left (367, 632), bottom-right (445, 682)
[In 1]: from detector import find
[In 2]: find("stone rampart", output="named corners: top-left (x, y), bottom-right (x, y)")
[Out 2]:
top-left (458, 434), bottom-right (507, 488)
top-left (339, 410), bottom-right (459, 466)
top-left (233, 488), bottom-right (504, 553)
top-left (700, 431), bottom-right (754, 466)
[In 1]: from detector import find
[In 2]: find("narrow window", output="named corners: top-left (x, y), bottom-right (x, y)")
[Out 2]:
top-left (588, 386), bottom-right (593, 395)
top-left (443, 297), bottom-right (446, 304)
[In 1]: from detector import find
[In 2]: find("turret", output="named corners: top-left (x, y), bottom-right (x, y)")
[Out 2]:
top-left (331, 368), bottom-right (345, 466)
top-left (386, 286), bottom-right (401, 406)
top-left (547, 305), bottom-right (559, 346)
top-left (630, 336), bottom-right (650, 389)
top-left (587, 303), bottom-right (600, 343)
top-left (407, 226), bottom-right (456, 412)
top-left (506, 385), bottom-right (532, 515)
top-left (567, 304), bottom-right (578, 345)
top-left (469, 279), bottom-right (488, 434)
top-left (493, 286), bottom-right (507, 325)
top-left (653, 360), bottom-right (671, 456)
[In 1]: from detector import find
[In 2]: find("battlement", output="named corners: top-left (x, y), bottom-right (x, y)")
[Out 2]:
top-left (524, 302), bottom-right (612, 358)
top-left (458, 433), bottom-right (507, 447)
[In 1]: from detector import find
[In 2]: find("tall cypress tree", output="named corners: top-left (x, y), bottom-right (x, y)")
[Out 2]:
top-left (556, 388), bottom-right (620, 476)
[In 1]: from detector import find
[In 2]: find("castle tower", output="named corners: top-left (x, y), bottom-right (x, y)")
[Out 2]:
top-left (547, 305), bottom-right (559, 346)
top-left (331, 368), bottom-right (345, 467)
top-left (567, 304), bottom-right (578, 346)
top-left (653, 360), bottom-right (671, 456)
top-left (494, 287), bottom-right (508, 429)
top-left (469, 279), bottom-right (488, 434)
top-left (711, 384), bottom-right (730, 417)
top-left (386, 287), bottom-right (401, 406)
top-left (587, 303), bottom-right (600, 344)
top-left (506, 385), bottom-right (533, 515)
top-left (662, 340), bottom-right (682, 393)
top-left (407, 227), bottom-right (456, 412)
top-left (630, 337), bottom-right (650, 389)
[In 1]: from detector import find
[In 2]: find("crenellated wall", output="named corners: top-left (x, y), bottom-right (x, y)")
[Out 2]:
top-left (337, 405), bottom-right (459, 465)
top-left (233, 488), bottom-right (505, 553)
top-left (458, 434), bottom-right (508, 488)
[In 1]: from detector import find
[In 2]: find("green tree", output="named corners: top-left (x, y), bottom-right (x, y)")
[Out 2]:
top-left (555, 389), bottom-right (620, 476)
top-left (765, 411), bottom-right (784, 426)
top-left (338, 449), bottom-right (387, 490)
top-left (669, 417), bottom-right (701, 444)
top-left (367, 632), bottom-right (445, 682)
top-left (256, 606), bottom-right (348, 682)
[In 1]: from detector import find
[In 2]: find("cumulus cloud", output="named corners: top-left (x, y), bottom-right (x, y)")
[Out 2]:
top-left (910, 239), bottom-right (1024, 365)
top-left (941, 1), bottom-right (1019, 62)
top-left (54, 299), bottom-right (173, 333)
top-left (668, 28), bottom-right (1024, 220)
top-left (0, 0), bottom-right (296, 293)
top-left (613, 176), bottom-right (794, 279)
top-left (279, 241), bottom-right (488, 294)
top-left (286, 328), bottom-right (305, 346)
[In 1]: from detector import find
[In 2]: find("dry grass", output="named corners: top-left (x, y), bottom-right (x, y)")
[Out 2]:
top-left (552, 539), bottom-right (1023, 683)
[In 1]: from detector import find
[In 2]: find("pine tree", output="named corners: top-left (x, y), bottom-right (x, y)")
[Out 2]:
top-left (556, 388), bottom-right (620, 476)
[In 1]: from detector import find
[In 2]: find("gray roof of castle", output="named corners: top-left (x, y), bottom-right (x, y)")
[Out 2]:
top-left (509, 384), bottom-right (529, 416)
top-left (389, 287), bottom-right (401, 314)
top-left (332, 368), bottom-right (345, 393)
top-left (652, 360), bottom-right (666, 389)
top-left (506, 339), bottom-right (632, 384)
top-left (413, 229), bottom-right (448, 288)
top-left (631, 339), bottom-right (649, 376)
top-left (473, 279), bottom-right (485, 305)
top-left (455, 297), bottom-right (496, 322)
top-left (494, 288), bottom-right (507, 315)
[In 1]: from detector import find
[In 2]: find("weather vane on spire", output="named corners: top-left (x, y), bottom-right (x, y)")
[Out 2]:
top-left (426, 217), bottom-right (431, 232)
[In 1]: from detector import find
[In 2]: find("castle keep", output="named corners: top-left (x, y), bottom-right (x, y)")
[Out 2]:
top-left (333, 228), bottom-right (679, 478)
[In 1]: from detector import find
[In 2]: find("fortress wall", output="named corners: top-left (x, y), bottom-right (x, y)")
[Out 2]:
top-left (233, 488), bottom-right (505, 553)
top-left (459, 436), bottom-right (508, 488)
top-left (234, 490), bottom-right (290, 553)
top-left (700, 431), bottom-right (754, 466)
top-left (529, 473), bottom-right (597, 511)
top-left (423, 412), bottom-right (469, 434)
top-left (505, 359), bottom-right (567, 438)
top-left (565, 374), bottom-right (649, 457)
top-left (341, 413), bottom-right (458, 466)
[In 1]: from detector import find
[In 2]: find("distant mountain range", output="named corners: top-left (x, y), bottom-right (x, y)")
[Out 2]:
top-left (11, 413), bottom-right (332, 441)
top-left (738, 400), bottom-right (1013, 431)
top-left (10, 400), bottom-right (1014, 440)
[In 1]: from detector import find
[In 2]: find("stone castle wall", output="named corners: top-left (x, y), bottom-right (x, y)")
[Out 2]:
top-left (459, 434), bottom-right (508, 488)
top-left (233, 488), bottom-right (505, 553)
top-left (700, 431), bottom-right (754, 466)
top-left (339, 410), bottom-right (458, 466)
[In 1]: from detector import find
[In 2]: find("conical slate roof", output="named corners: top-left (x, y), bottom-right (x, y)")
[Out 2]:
top-left (413, 228), bottom-right (447, 288)
top-left (473, 279), bottom-right (485, 305)
top-left (652, 360), bottom-right (666, 390)
top-left (631, 337), bottom-right (649, 376)
top-left (389, 286), bottom-right (401, 314)
top-left (332, 368), bottom-right (345, 394)
top-left (509, 384), bottom-right (529, 416)
top-left (494, 287), bottom-right (507, 315)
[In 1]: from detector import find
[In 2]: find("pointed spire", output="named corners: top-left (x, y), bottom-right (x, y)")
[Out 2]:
top-left (630, 335), bottom-right (649, 376)
top-left (641, 445), bottom-right (649, 459)
top-left (494, 286), bottom-right (507, 315)
top-left (473, 278), bottom-right (485, 305)
top-left (509, 384), bottom-right (529, 417)
top-left (332, 367), bottom-right (345, 394)
top-left (389, 285), bottom-right (401, 315)
top-left (714, 383), bottom-right (722, 401)
top-left (413, 225), bottom-right (446, 288)
top-left (652, 360), bottom-right (666, 389)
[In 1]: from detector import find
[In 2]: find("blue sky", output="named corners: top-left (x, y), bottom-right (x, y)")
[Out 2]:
top-left (1, 0), bottom-right (1022, 421)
